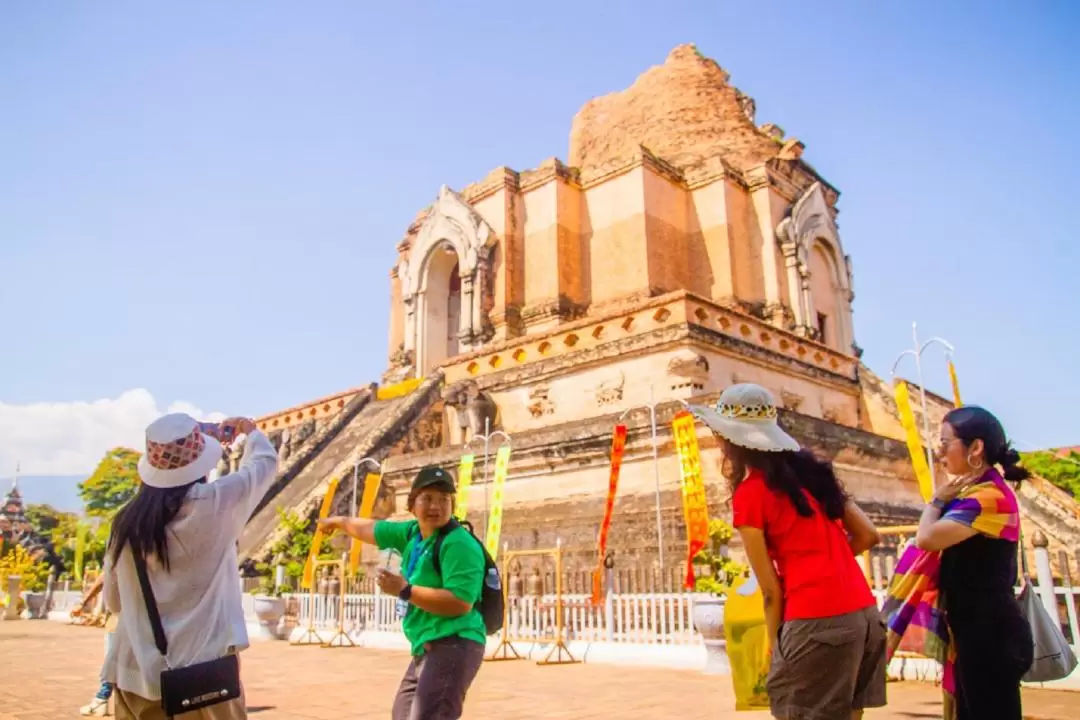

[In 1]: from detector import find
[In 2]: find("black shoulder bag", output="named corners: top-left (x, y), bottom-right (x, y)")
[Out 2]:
top-left (132, 545), bottom-right (241, 717)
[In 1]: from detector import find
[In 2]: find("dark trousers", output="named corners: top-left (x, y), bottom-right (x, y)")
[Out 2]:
top-left (391, 636), bottom-right (485, 720)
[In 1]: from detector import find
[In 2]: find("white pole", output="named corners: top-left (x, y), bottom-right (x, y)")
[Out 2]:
top-left (351, 463), bottom-right (359, 518)
top-left (911, 323), bottom-right (937, 491)
top-left (483, 416), bottom-right (491, 544)
top-left (649, 386), bottom-right (665, 577)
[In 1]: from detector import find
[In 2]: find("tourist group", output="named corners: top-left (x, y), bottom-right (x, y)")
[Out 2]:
top-left (75, 384), bottom-right (1044, 719)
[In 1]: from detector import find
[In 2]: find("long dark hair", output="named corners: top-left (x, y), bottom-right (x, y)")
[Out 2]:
top-left (943, 405), bottom-right (1030, 484)
top-left (723, 440), bottom-right (848, 520)
top-left (108, 482), bottom-right (200, 571)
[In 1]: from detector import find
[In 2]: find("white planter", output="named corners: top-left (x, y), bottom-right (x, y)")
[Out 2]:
top-left (691, 593), bottom-right (729, 675)
top-left (252, 596), bottom-right (286, 640)
top-left (21, 592), bottom-right (46, 620)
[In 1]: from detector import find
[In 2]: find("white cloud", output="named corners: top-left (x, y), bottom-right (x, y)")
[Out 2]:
top-left (0, 389), bottom-right (225, 476)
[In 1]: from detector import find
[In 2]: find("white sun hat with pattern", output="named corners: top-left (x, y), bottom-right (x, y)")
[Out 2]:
top-left (690, 383), bottom-right (800, 452)
top-left (137, 413), bottom-right (224, 489)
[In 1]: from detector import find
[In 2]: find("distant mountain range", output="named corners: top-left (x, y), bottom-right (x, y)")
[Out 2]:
top-left (2, 475), bottom-right (86, 514)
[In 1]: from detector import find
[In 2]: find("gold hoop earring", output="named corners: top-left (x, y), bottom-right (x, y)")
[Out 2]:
top-left (967, 453), bottom-right (984, 471)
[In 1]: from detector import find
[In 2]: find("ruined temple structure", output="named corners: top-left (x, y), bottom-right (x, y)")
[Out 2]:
top-left (237, 45), bottom-right (1080, 583)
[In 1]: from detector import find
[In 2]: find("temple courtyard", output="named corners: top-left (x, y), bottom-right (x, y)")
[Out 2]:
top-left (2, 623), bottom-right (1079, 719)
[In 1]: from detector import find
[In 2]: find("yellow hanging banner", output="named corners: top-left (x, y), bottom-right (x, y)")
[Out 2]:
top-left (894, 381), bottom-right (934, 502)
top-left (348, 474), bottom-right (382, 575)
top-left (672, 410), bottom-right (710, 589)
top-left (302, 476), bottom-right (340, 589)
top-left (484, 446), bottom-right (512, 561)
top-left (455, 454), bottom-right (475, 521)
top-left (948, 359), bottom-right (962, 408)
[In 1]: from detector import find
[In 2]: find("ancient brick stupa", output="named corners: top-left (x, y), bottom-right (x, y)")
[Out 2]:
top-left (236, 44), bottom-right (1080, 582)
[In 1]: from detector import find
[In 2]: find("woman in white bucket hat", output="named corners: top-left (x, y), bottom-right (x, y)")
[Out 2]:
top-left (101, 414), bottom-right (278, 719)
top-left (692, 384), bottom-right (885, 720)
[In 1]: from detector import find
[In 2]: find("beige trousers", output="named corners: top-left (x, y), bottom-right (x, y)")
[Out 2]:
top-left (114, 689), bottom-right (246, 720)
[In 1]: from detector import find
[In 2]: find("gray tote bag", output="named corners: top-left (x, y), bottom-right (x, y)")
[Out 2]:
top-left (1018, 533), bottom-right (1078, 683)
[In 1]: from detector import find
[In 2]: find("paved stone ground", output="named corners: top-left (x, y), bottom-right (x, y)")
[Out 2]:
top-left (2, 621), bottom-right (1079, 719)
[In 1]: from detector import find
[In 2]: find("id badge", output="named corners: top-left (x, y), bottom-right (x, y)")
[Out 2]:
top-left (395, 598), bottom-right (409, 618)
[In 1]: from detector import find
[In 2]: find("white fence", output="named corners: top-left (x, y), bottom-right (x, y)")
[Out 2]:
top-left (286, 589), bottom-right (702, 646)
top-left (285, 540), bottom-right (1080, 668)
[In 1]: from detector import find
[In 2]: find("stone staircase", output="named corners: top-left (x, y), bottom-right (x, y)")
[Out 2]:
top-left (238, 373), bottom-right (445, 563)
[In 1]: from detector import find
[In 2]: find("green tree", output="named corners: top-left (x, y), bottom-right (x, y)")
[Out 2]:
top-left (267, 508), bottom-right (339, 581)
top-left (1021, 450), bottom-right (1080, 499)
top-left (78, 447), bottom-right (141, 518)
top-left (0, 544), bottom-right (51, 592)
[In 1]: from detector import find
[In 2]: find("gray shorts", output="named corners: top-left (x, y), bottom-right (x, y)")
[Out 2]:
top-left (768, 605), bottom-right (887, 720)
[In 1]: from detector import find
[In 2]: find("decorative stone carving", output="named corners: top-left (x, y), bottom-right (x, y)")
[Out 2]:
top-left (667, 352), bottom-right (709, 391)
top-left (508, 561), bottom-right (524, 599)
top-left (822, 406), bottom-right (840, 424)
top-left (594, 372), bottom-right (625, 406)
top-left (780, 390), bottom-right (804, 413)
top-left (735, 89), bottom-right (756, 124)
top-left (385, 344), bottom-right (415, 384)
top-left (526, 568), bottom-right (544, 597)
top-left (775, 182), bottom-right (854, 350)
top-left (444, 381), bottom-right (498, 440)
top-left (294, 420), bottom-right (316, 447)
top-left (279, 427), bottom-right (292, 463)
top-left (527, 385), bottom-right (555, 418)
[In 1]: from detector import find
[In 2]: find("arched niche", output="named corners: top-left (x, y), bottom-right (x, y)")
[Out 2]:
top-left (775, 182), bottom-right (855, 352)
top-left (399, 185), bottom-right (496, 374)
top-left (807, 239), bottom-right (851, 352)
top-left (416, 242), bottom-right (462, 372)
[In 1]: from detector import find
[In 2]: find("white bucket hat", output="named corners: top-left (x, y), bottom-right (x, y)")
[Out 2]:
top-left (137, 413), bottom-right (224, 489)
top-left (690, 384), bottom-right (800, 453)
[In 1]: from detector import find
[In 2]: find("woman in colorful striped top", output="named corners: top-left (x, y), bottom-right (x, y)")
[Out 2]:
top-left (901, 406), bottom-right (1034, 719)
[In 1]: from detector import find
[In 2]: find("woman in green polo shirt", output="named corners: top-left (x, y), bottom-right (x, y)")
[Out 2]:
top-left (320, 465), bottom-right (486, 720)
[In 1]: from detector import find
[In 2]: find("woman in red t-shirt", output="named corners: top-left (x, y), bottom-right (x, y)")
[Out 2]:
top-left (693, 384), bottom-right (885, 720)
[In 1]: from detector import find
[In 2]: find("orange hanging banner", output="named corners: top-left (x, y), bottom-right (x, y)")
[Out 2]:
top-left (592, 424), bottom-right (628, 604)
top-left (672, 410), bottom-right (710, 589)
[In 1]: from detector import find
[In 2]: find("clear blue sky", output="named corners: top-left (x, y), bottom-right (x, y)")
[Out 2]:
top-left (2, 1), bottom-right (1078, 453)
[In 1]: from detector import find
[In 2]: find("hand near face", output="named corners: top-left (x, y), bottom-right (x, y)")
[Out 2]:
top-left (218, 417), bottom-right (257, 440)
top-left (377, 568), bottom-right (407, 596)
top-left (933, 475), bottom-right (970, 504)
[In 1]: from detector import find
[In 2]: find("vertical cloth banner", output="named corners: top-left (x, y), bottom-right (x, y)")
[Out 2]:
top-left (73, 522), bottom-right (87, 583)
top-left (484, 445), bottom-right (512, 561)
top-left (454, 454), bottom-right (475, 521)
top-left (948, 359), bottom-right (962, 408)
top-left (894, 381), bottom-right (934, 502)
top-left (302, 476), bottom-right (341, 590)
top-left (672, 410), bottom-right (710, 589)
top-left (348, 474), bottom-right (382, 575)
top-left (592, 425), bottom-right (628, 604)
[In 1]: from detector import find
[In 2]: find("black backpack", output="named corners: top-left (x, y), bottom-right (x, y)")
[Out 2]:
top-left (420, 519), bottom-right (505, 636)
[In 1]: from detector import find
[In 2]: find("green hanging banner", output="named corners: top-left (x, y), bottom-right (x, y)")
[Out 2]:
top-left (73, 522), bottom-right (87, 583)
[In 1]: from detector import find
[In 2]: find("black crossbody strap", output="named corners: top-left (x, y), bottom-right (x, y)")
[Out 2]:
top-left (131, 542), bottom-right (169, 659)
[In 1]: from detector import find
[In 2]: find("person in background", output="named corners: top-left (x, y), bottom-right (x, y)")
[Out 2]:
top-left (320, 466), bottom-right (487, 720)
top-left (75, 573), bottom-right (117, 716)
top-left (102, 414), bottom-right (278, 719)
top-left (692, 384), bottom-right (884, 720)
top-left (907, 406), bottom-right (1032, 719)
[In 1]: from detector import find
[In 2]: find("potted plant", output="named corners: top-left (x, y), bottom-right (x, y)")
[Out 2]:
top-left (251, 579), bottom-right (286, 640)
top-left (691, 519), bottom-right (746, 674)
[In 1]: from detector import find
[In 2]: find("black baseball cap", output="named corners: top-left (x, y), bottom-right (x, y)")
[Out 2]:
top-left (411, 466), bottom-right (455, 494)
